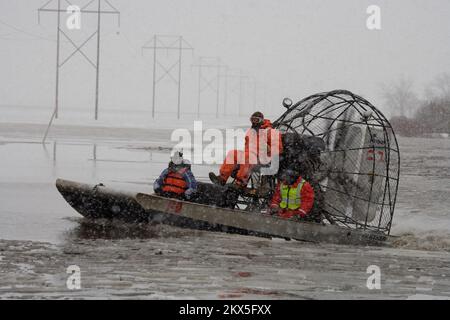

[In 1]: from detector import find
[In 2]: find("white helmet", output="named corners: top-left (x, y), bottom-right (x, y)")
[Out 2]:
top-left (170, 150), bottom-right (184, 165)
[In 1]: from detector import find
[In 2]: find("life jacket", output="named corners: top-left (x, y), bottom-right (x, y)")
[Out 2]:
top-left (279, 178), bottom-right (306, 210)
top-left (162, 167), bottom-right (188, 195)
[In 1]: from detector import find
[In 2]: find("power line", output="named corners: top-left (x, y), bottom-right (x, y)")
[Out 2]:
top-left (121, 32), bottom-right (140, 59)
top-left (0, 18), bottom-right (55, 42)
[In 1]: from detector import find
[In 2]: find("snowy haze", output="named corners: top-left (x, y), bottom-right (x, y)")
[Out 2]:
top-left (1, 1), bottom-right (450, 299)
top-left (0, 0), bottom-right (449, 120)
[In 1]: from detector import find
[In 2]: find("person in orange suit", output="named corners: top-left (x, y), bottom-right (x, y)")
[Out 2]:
top-left (209, 111), bottom-right (283, 187)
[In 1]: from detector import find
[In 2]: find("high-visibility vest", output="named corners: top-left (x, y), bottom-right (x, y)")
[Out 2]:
top-left (162, 168), bottom-right (188, 195)
top-left (279, 179), bottom-right (306, 210)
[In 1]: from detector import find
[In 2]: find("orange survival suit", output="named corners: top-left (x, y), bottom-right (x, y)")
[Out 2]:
top-left (219, 119), bottom-right (283, 186)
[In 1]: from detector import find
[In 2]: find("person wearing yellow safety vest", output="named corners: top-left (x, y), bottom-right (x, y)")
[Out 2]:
top-left (269, 169), bottom-right (314, 219)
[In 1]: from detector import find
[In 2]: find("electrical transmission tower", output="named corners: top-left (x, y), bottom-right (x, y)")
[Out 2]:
top-left (38, 0), bottom-right (120, 121)
top-left (248, 77), bottom-right (267, 111)
top-left (219, 68), bottom-right (249, 117)
top-left (142, 35), bottom-right (194, 119)
top-left (254, 80), bottom-right (267, 110)
top-left (192, 57), bottom-right (224, 119)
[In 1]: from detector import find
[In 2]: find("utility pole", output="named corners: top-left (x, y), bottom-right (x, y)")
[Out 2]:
top-left (191, 57), bottom-right (224, 118)
top-left (94, 0), bottom-right (101, 120)
top-left (54, 0), bottom-right (61, 119)
top-left (38, 0), bottom-right (120, 121)
top-left (142, 35), bottom-right (194, 119)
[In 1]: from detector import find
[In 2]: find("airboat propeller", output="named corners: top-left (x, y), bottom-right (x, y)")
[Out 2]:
top-left (274, 90), bottom-right (400, 235)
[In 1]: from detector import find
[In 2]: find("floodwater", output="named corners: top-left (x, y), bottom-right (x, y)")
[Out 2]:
top-left (0, 123), bottom-right (450, 299)
top-left (1, 125), bottom-right (449, 244)
top-left (0, 136), bottom-right (217, 243)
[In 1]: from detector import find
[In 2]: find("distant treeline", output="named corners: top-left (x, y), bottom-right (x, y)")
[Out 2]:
top-left (390, 97), bottom-right (450, 137)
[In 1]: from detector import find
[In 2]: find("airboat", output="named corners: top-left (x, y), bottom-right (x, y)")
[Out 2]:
top-left (56, 90), bottom-right (400, 245)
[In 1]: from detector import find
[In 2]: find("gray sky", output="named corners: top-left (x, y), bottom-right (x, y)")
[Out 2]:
top-left (0, 0), bottom-right (449, 119)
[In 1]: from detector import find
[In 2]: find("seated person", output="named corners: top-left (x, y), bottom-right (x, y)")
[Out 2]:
top-left (209, 111), bottom-right (283, 188)
top-left (153, 151), bottom-right (197, 200)
top-left (269, 169), bottom-right (314, 219)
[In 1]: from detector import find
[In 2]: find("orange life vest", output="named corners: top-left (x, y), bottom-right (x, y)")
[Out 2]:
top-left (162, 168), bottom-right (188, 195)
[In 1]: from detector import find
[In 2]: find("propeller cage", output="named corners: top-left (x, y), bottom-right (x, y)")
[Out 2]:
top-left (274, 90), bottom-right (400, 235)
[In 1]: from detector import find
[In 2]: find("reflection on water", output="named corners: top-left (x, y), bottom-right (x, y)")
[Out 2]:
top-left (0, 139), bottom-right (170, 243)
top-left (38, 140), bottom-right (214, 183)
top-left (0, 138), bottom-right (217, 243)
top-left (41, 140), bottom-right (170, 183)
